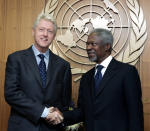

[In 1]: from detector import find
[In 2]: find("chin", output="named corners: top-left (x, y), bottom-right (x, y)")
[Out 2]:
top-left (39, 43), bottom-right (50, 48)
top-left (89, 57), bottom-right (97, 62)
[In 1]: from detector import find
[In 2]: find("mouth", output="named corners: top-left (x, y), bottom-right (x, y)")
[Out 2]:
top-left (87, 51), bottom-right (96, 56)
top-left (40, 38), bottom-right (48, 42)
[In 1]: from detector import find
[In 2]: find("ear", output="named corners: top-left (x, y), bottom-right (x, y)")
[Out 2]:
top-left (32, 28), bottom-right (35, 36)
top-left (105, 44), bottom-right (111, 51)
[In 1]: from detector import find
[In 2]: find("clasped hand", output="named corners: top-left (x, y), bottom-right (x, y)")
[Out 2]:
top-left (45, 107), bottom-right (63, 125)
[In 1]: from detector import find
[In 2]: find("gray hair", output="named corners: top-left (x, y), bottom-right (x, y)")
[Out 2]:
top-left (90, 28), bottom-right (114, 52)
top-left (33, 13), bottom-right (57, 34)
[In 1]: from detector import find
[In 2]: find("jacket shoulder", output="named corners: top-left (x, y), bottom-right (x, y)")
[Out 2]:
top-left (113, 59), bottom-right (137, 71)
top-left (81, 67), bottom-right (95, 79)
top-left (50, 51), bottom-right (70, 65)
top-left (7, 48), bottom-right (29, 59)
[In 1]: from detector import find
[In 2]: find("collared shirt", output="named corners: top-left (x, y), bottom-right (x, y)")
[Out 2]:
top-left (32, 44), bottom-right (49, 118)
top-left (95, 55), bottom-right (113, 77)
top-left (32, 45), bottom-right (49, 70)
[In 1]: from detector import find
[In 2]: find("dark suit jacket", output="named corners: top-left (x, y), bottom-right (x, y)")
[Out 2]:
top-left (64, 58), bottom-right (143, 131)
top-left (4, 46), bottom-right (72, 131)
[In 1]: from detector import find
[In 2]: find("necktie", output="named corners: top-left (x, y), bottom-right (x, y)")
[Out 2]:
top-left (94, 65), bottom-right (104, 93)
top-left (38, 54), bottom-right (47, 88)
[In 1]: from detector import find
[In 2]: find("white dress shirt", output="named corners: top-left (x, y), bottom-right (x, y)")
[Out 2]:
top-left (95, 55), bottom-right (113, 77)
top-left (32, 45), bottom-right (50, 118)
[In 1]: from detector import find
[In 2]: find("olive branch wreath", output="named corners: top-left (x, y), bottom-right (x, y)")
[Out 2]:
top-left (117, 0), bottom-right (147, 65)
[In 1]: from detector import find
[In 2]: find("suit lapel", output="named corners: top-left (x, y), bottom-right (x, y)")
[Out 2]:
top-left (24, 48), bottom-right (58, 88)
top-left (95, 59), bottom-right (120, 96)
top-left (46, 50), bottom-right (56, 87)
top-left (23, 47), bottom-right (42, 87)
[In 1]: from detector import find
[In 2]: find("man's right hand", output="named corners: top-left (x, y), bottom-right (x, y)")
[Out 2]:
top-left (45, 107), bottom-right (64, 125)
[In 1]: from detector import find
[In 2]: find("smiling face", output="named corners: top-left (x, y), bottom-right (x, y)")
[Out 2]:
top-left (86, 32), bottom-right (111, 64)
top-left (32, 19), bottom-right (56, 53)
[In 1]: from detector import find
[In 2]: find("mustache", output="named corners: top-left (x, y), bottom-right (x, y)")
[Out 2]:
top-left (87, 50), bottom-right (96, 54)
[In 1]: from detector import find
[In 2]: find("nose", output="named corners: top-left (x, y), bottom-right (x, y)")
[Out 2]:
top-left (86, 43), bottom-right (92, 51)
top-left (43, 30), bottom-right (48, 36)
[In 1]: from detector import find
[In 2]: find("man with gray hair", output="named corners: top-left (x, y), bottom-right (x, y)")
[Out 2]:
top-left (4, 13), bottom-right (72, 131)
top-left (54, 28), bottom-right (144, 131)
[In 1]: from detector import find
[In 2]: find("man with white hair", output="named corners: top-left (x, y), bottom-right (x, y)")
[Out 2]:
top-left (4, 13), bottom-right (72, 131)
top-left (54, 28), bottom-right (144, 131)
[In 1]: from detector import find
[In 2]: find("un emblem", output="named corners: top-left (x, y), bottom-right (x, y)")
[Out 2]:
top-left (42, 0), bottom-right (147, 82)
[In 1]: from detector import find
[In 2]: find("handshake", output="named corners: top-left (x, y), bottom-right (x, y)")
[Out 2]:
top-left (45, 107), bottom-right (64, 125)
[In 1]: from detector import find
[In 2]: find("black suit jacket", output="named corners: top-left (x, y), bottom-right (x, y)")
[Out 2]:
top-left (4, 46), bottom-right (72, 131)
top-left (64, 58), bottom-right (143, 131)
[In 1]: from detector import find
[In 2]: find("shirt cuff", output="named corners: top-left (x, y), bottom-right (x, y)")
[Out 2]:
top-left (41, 107), bottom-right (49, 118)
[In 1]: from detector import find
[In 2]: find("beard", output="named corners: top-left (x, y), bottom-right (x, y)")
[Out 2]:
top-left (89, 55), bottom-right (97, 62)
top-left (87, 50), bottom-right (98, 62)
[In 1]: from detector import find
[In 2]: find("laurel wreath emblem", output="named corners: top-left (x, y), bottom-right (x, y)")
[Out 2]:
top-left (117, 0), bottom-right (147, 65)
top-left (42, 0), bottom-right (58, 16)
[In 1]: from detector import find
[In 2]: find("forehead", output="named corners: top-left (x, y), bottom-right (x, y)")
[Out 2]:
top-left (37, 19), bottom-right (54, 29)
top-left (87, 32), bottom-right (101, 42)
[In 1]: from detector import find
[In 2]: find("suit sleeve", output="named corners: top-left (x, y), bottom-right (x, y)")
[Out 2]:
top-left (4, 54), bottom-right (45, 124)
top-left (124, 66), bottom-right (144, 131)
top-left (61, 62), bottom-right (72, 110)
top-left (63, 74), bottom-right (84, 124)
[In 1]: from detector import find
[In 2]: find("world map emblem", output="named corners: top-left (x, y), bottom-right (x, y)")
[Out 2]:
top-left (42, 0), bottom-right (147, 82)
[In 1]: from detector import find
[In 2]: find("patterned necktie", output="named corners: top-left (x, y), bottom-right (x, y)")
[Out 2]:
top-left (94, 65), bottom-right (104, 93)
top-left (38, 54), bottom-right (47, 88)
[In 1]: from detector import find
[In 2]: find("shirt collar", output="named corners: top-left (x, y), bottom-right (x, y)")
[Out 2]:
top-left (32, 44), bottom-right (49, 60)
top-left (96, 55), bottom-right (113, 69)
